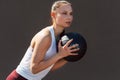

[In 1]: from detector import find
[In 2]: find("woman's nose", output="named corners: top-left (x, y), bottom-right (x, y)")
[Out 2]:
top-left (67, 15), bottom-right (73, 20)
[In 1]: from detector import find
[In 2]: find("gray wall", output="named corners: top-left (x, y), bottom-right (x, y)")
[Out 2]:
top-left (0, 0), bottom-right (120, 80)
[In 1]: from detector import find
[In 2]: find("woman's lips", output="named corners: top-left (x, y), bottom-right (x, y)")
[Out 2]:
top-left (66, 21), bottom-right (71, 25)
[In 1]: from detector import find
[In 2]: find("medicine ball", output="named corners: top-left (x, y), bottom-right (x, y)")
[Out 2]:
top-left (61, 32), bottom-right (87, 62)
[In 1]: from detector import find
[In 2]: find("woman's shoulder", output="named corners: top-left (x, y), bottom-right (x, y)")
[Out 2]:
top-left (33, 26), bottom-right (52, 42)
top-left (30, 26), bottom-right (52, 47)
top-left (38, 26), bottom-right (52, 37)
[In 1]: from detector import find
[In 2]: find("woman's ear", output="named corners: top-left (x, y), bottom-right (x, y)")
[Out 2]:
top-left (51, 12), bottom-right (55, 18)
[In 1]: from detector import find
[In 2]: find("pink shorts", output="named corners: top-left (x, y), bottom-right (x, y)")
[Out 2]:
top-left (6, 69), bottom-right (27, 80)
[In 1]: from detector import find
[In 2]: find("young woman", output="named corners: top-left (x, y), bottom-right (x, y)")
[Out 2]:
top-left (6, 0), bottom-right (79, 80)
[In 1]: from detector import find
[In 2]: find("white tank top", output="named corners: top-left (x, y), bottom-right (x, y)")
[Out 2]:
top-left (16, 26), bottom-right (57, 80)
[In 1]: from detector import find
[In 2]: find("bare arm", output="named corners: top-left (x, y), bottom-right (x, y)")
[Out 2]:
top-left (30, 30), bottom-right (62, 74)
top-left (50, 59), bottom-right (68, 72)
top-left (30, 29), bottom-right (79, 74)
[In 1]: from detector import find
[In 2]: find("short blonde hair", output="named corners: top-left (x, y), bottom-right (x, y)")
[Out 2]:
top-left (51, 0), bottom-right (71, 12)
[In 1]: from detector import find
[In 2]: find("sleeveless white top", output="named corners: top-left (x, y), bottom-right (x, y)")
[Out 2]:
top-left (16, 26), bottom-right (57, 80)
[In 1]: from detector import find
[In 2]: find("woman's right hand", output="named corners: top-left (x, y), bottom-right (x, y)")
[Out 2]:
top-left (57, 39), bottom-right (80, 58)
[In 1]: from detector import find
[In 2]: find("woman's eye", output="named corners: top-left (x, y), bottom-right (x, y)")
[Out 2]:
top-left (62, 12), bottom-right (67, 15)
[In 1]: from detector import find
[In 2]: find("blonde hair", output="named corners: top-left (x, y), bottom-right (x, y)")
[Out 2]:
top-left (51, 0), bottom-right (71, 12)
top-left (50, 0), bottom-right (71, 24)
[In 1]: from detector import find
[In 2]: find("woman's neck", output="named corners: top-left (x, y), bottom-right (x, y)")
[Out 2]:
top-left (52, 24), bottom-right (64, 37)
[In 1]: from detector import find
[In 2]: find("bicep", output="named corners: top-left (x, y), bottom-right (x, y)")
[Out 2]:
top-left (30, 34), bottom-right (51, 65)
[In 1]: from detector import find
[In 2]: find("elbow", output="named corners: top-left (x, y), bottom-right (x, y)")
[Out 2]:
top-left (30, 63), bottom-right (44, 74)
top-left (30, 64), bottom-right (39, 74)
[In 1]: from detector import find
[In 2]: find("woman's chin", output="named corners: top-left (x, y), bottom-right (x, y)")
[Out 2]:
top-left (64, 24), bottom-right (71, 28)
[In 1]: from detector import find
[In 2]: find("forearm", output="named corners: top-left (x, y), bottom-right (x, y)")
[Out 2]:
top-left (30, 53), bottom-right (63, 74)
top-left (50, 59), bottom-right (68, 72)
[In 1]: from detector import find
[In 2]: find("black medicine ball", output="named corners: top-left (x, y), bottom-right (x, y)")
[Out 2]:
top-left (61, 32), bottom-right (87, 62)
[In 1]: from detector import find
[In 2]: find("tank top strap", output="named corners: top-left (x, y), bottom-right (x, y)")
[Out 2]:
top-left (48, 26), bottom-right (55, 42)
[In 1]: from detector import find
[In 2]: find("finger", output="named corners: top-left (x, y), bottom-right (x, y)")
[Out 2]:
top-left (69, 44), bottom-right (79, 49)
top-left (58, 40), bottom-right (62, 47)
top-left (65, 39), bottom-right (73, 47)
top-left (70, 48), bottom-right (80, 53)
top-left (69, 53), bottom-right (79, 56)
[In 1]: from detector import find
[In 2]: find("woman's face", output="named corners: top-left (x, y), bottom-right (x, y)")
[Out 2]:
top-left (54, 4), bottom-right (73, 28)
